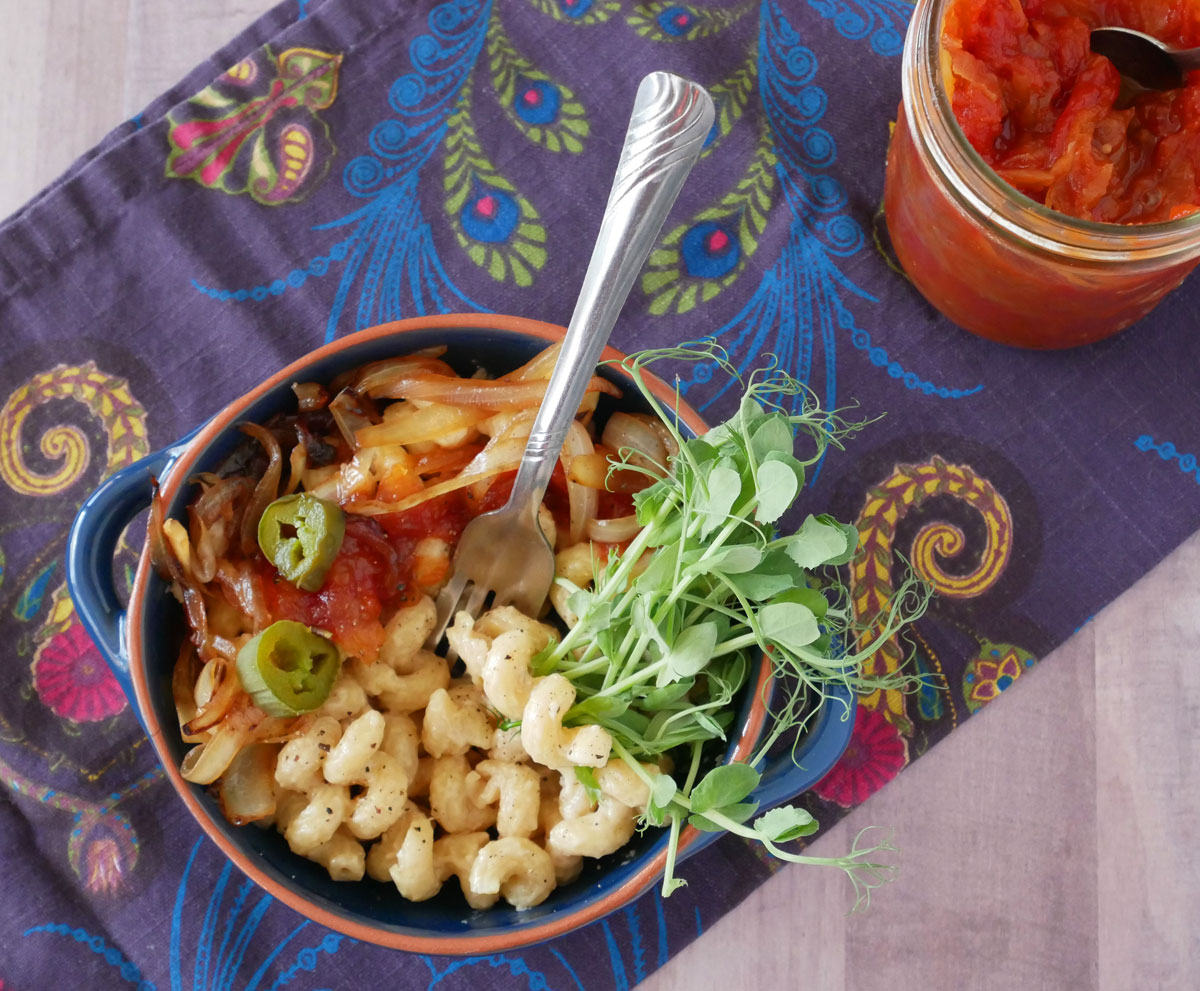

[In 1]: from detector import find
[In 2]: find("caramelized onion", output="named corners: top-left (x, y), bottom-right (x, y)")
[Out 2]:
top-left (188, 516), bottom-right (219, 585)
top-left (500, 342), bottom-right (562, 381)
top-left (236, 423), bottom-right (283, 556)
top-left (173, 643), bottom-right (203, 740)
top-left (601, 412), bottom-right (667, 474)
top-left (345, 467), bottom-right (513, 516)
top-left (218, 742), bottom-right (280, 824)
top-left (283, 442), bottom-right (306, 496)
top-left (562, 421), bottom-right (597, 547)
top-left (354, 355), bottom-right (456, 395)
top-left (149, 485), bottom-right (186, 584)
top-left (413, 443), bottom-right (486, 478)
top-left (355, 402), bottom-right (486, 448)
top-left (186, 656), bottom-right (240, 733)
top-left (291, 381), bottom-right (329, 411)
top-left (328, 388), bottom-right (380, 451)
top-left (369, 373), bottom-right (619, 409)
top-left (181, 723), bottom-right (249, 785)
top-left (193, 474), bottom-right (254, 526)
top-left (215, 560), bottom-right (269, 632)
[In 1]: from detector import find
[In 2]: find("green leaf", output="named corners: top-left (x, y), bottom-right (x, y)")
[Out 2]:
top-left (689, 762), bottom-right (760, 814)
top-left (567, 694), bottom-right (629, 723)
top-left (640, 679), bottom-right (694, 708)
top-left (758, 601), bottom-right (820, 651)
top-left (749, 414), bottom-right (794, 461)
top-left (705, 653), bottom-right (749, 697)
top-left (763, 449), bottom-right (806, 491)
top-left (574, 766), bottom-right (602, 807)
top-left (608, 708), bottom-right (652, 736)
top-left (566, 588), bottom-right (611, 636)
top-left (770, 585), bottom-right (829, 621)
top-left (646, 772), bottom-right (679, 825)
top-left (705, 544), bottom-right (763, 575)
top-left (694, 711), bottom-right (728, 739)
top-left (683, 438), bottom-right (721, 468)
top-left (657, 621), bottom-right (719, 687)
top-left (690, 801), bottom-right (760, 832)
top-left (820, 516), bottom-right (861, 566)
top-left (736, 396), bottom-right (767, 426)
top-left (697, 463), bottom-right (741, 537)
top-left (754, 459), bottom-right (799, 524)
top-left (650, 772), bottom-right (678, 810)
top-left (725, 568), bottom-right (796, 602)
top-left (754, 805), bottom-right (819, 843)
top-left (633, 480), bottom-right (672, 524)
top-left (785, 514), bottom-right (855, 569)
top-left (632, 553), bottom-right (674, 598)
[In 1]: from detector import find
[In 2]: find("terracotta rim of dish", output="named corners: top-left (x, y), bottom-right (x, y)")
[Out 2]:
top-left (126, 313), bottom-right (772, 953)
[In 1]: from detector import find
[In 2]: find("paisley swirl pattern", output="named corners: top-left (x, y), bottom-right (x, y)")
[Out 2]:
top-left (642, 114), bottom-right (776, 314)
top-left (0, 362), bottom-right (148, 498)
top-left (528, 0), bottom-right (621, 23)
top-left (32, 588), bottom-right (126, 723)
top-left (487, 13), bottom-right (589, 152)
top-left (1, 754), bottom-right (160, 893)
top-left (166, 46), bottom-right (342, 205)
top-left (849, 457), bottom-right (1014, 733)
top-left (702, 44), bottom-right (759, 158)
top-left (964, 639), bottom-right (1037, 713)
top-left (5, 0), bottom-right (1182, 985)
top-left (0, 363), bottom-right (147, 727)
top-left (672, 0), bottom-right (982, 418)
top-left (626, 0), bottom-right (756, 41)
top-left (443, 79), bottom-right (549, 284)
top-left (806, 0), bottom-right (911, 57)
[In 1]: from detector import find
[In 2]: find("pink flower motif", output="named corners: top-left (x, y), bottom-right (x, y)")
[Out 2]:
top-left (812, 704), bottom-right (908, 808)
top-left (33, 621), bottom-right (126, 722)
top-left (86, 837), bottom-right (125, 894)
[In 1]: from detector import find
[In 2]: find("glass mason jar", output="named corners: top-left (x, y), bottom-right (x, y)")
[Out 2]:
top-left (883, 0), bottom-right (1200, 349)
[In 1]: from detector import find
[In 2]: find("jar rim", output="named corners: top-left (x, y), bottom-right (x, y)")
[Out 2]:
top-left (903, 0), bottom-right (1200, 259)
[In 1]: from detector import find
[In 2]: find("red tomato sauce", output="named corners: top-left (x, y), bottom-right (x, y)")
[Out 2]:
top-left (257, 457), bottom-right (643, 655)
top-left (944, 0), bottom-right (1200, 223)
top-left (261, 517), bottom-right (401, 659)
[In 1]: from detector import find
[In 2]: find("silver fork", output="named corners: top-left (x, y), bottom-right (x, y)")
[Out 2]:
top-left (426, 71), bottom-right (715, 656)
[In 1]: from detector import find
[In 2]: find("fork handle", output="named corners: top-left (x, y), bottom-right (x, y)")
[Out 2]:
top-left (505, 71), bottom-right (715, 519)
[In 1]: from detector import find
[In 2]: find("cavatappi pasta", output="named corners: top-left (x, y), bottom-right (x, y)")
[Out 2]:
top-left (152, 343), bottom-right (675, 910)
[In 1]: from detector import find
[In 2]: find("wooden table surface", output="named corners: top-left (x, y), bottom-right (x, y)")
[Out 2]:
top-left (4, 2), bottom-right (1198, 988)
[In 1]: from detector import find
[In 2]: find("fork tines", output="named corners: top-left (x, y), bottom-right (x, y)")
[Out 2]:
top-left (426, 577), bottom-right (497, 663)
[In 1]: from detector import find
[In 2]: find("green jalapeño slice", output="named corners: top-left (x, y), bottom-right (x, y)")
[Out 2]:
top-left (257, 493), bottom-right (345, 591)
top-left (236, 620), bottom-right (341, 717)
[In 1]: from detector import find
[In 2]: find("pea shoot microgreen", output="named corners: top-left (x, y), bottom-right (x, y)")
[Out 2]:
top-left (538, 343), bottom-right (929, 908)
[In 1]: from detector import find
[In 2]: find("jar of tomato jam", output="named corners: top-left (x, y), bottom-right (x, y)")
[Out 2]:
top-left (884, 0), bottom-right (1200, 349)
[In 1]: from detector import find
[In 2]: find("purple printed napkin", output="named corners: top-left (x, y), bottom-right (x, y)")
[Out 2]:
top-left (2, 0), bottom-right (1198, 988)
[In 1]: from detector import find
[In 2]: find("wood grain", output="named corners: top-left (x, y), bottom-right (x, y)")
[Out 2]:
top-left (2, 2), bottom-right (1197, 988)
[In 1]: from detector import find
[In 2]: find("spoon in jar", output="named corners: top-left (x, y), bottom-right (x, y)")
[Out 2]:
top-left (1089, 27), bottom-right (1200, 93)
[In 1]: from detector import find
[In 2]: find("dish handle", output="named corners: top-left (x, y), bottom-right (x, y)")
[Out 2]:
top-left (66, 428), bottom-right (199, 715)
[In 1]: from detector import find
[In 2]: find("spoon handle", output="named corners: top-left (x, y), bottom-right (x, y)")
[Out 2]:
top-left (506, 72), bottom-right (715, 515)
top-left (1178, 47), bottom-right (1200, 72)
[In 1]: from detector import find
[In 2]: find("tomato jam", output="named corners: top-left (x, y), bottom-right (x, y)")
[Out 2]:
top-left (262, 517), bottom-right (402, 659)
top-left (883, 0), bottom-right (1200, 348)
top-left (944, 0), bottom-right (1200, 223)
